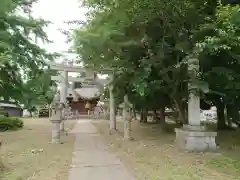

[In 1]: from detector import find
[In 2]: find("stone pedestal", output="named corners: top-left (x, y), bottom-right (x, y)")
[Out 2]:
top-left (60, 120), bottom-right (65, 132)
top-left (60, 108), bottom-right (65, 132)
top-left (104, 113), bottom-right (110, 120)
top-left (109, 84), bottom-right (116, 131)
top-left (183, 124), bottom-right (206, 131)
top-left (87, 110), bottom-right (91, 119)
top-left (122, 94), bottom-right (133, 140)
top-left (50, 107), bottom-right (62, 144)
top-left (51, 120), bottom-right (61, 144)
top-left (175, 127), bottom-right (217, 152)
top-left (123, 120), bottom-right (132, 140)
top-left (175, 92), bottom-right (217, 152)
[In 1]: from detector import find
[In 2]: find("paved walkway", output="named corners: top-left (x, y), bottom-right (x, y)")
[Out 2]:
top-left (68, 120), bottom-right (135, 180)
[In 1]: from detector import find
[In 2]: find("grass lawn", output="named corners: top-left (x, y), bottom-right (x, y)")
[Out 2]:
top-left (93, 120), bottom-right (240, 180)
top-left (0, 118), bottom-right (76, 180)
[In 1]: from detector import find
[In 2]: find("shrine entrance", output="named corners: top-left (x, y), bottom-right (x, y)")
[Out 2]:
top-left (66, 86), bottom-right (100, 116)
top-left (50, 61), bottom-right (108, 119)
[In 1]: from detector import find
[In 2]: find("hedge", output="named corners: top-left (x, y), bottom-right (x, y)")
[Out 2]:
top-left (0, 116), bottom-right (24, 132)
top-left (0, 111), bottom-right (9, 117)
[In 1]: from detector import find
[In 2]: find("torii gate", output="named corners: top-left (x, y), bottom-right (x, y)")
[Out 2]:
top-left (50, 61), bottom-right (117, 135)
top-left (51, 75), bottom-right (94, 102)
top-left (51, 74), bottom-right (108, 89)
top-left (50, 64), bottom-right (109, 102)
top-left (49, 61), bottom-right (95, 104)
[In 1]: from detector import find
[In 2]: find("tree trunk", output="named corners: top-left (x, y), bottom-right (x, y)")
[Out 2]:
top-left (226, 104), bottom-right (232, 128)
top-left (48, 105), bottom-right (51, 120)
top-left (140, 108), bottom-right (143, 122)
top-left (231, 102), bottom-right (240, 127)
top-left (29, 111), bottom-right (33, 117)
top-left (3, 96), bottom-right (9, 102)
top-left (133, 104), bottom-right (137, 120)
top-left (232, 106), bottom-right (240, 122)
top-left (143, 109), bottom-right (148, 123)
top-left (159, 106), bottom-right (166, 126)
top-left (226, 103), bottom-right (240, 128)
top-left (140, 108), bottom-right (147, 123)
top-left (153, 109), bottom-right (157, 122)
top-left (173, 98), bottom-right (187, 125)
top-left (216, 100), bottom-right (228, 130)
top-left (37, 108), bottom-right (40, 118)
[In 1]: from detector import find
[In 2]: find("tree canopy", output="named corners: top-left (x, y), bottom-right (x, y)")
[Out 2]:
top-left (20, 68), bottom-right (57, 114)
top-left (0, 0), bottom-right (57, 108)
top-left (72, 0), bottom-right (240, 128)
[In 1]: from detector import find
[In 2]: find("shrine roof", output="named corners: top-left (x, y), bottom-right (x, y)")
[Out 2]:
top-left (67, 87), bottom-right (101, 100)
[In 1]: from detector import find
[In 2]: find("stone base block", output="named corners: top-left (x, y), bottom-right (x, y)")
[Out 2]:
top-left (182, 124), bottom-right (206, 131)
top-left (109, 128), bottom-right (118, 135)
top-left (175, 127), bottom-right (217, 152)
top-left (104, 114), bottom-right (110, 120)
top-left (51, 120), bottom-right (61, 144)
top-left (60, 120), bottom-right (65, 131)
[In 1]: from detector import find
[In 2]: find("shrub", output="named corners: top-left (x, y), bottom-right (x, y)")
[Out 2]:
top-left (39, 108), bottom-right (49, 117)
top-left (0, 111), bottom-right (9, 117)
top-left (0, 117), bottom-right (23, 132)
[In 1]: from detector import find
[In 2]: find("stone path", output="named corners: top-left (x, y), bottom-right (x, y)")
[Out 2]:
top-left (68, 120), bottom-right (135, 180)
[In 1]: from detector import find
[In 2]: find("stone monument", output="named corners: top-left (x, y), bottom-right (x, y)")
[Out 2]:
top-left (109, 81), bottom-right (116, 132)
top-left (50, 92), bottom-right (62, 144)
top-left (175, 86), bottom-right (217, 151)
top-left (119, 95), bottom-right (133, 140)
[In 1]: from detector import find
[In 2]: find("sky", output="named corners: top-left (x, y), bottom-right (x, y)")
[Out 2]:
top-left (32, 0), bottom-right (107, 79)
top-left (32, 0), bottom-right (87, 63)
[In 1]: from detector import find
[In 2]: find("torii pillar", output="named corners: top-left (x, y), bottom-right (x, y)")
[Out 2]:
top-left (59, 70), bottom-right (68, 131)
top-left (50, 62), bottom-right (87, 129)
top-left (50, 62), bottom-right (100, 121)
top-left (99, 72), bottom-right (116, 134)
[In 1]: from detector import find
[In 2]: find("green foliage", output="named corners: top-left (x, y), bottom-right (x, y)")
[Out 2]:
top-left (0, 111), bottom-right (9, 117)
top-left (193, 4), bottom-right (240, 110)
top-left (39, 108), bottom-right (49, 117)
top-left (0, 116), bottom-right (23, 131)
top-left (0, 0), bottom-right (56, 103)
top-left (20, 69), bottom-right (57, 113)
top-left (72, 0), bottom-right (240, 125)
top-left (73, 0), bottom-right (211, 112)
